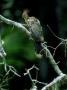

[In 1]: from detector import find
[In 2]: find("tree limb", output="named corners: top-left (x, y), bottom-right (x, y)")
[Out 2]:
top-left (41, 43), bottom-right (63, 76)
top-left (41, 74), bottom-right (66, 90)
top-left (0, 15), bottom-right (31, 36)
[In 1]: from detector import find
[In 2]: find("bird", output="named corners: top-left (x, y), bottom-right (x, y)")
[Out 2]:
top-left (22, 9), bottom-right (44, 42)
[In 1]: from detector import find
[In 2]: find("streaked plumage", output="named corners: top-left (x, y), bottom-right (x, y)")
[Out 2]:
top-left (22, 10), bottom-right (44, 42)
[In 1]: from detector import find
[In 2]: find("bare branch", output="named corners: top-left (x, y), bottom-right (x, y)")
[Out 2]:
top-left (47, 25), bottom-right (64, 41)
top-left (41, 74), bottom-right (66, 90)
top-left (53, 41), bottom-right (64, 57)
top-left (41, 43), bottom-right (63, 76)
top-left (0, 15), bottom-right (31, 36)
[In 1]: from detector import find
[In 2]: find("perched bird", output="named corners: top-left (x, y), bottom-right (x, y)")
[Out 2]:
top-left (22, 9), bottom-right (44, 42)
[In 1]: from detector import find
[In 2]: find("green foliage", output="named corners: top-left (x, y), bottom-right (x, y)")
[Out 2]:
top-left (1, 24), bottom-right (37, 69)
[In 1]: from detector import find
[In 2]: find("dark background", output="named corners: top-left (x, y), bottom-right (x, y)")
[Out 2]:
top-left (0, 0), bottom-right (67, 90)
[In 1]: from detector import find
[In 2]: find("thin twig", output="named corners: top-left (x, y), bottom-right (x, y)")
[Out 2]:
top-left (41, 43), bottom-right (63, 76)
top-left (53, 41), bottom-right (64, 57)
top-left (47, 25), bottom-right (64, 41)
